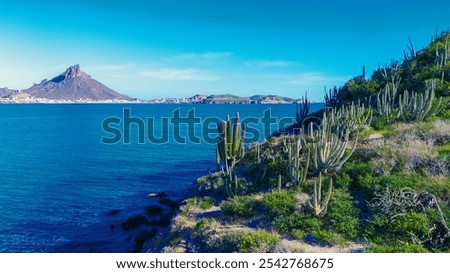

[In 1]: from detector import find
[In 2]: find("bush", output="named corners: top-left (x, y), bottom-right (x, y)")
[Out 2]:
top-left (195, 218), bottom-right (215, 231)
top-left (263, 190), bottom-right (296, 217)
top-left (221, 195), bottom-right (258, 219)
top-left (365, 211), bottom-right (431, 245)
top-left (324, 189), bottom-right (361, 240)
top-left (273, 213), bottom-right (322, 235)
top-left (366, 244), bottom-right (430, 253)
top-left (225, 229), bottom-right (280, 253)
top-left (310, 229), bottom-right (346, 246)
top-left (200, 197), bottom-right (215, 210)
top-left (334, 173), bottom-right (351, 190)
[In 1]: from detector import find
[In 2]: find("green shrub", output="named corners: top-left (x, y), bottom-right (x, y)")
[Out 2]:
top-left (371, 116), bottom-right (390, 131)
top-left (225, 229), bottom-right (280, 253)
top-left (273, 213), bottom-right (322, 234)
top-left (366, 244), bottom-right (430, 253)
top-left (324, 189), bottom-right (361, 240)
top-left (221, 195), bottom-right (258, 219)
top-left (263, 190), bottom-right (296, 217)
top-left (334, 173), bottom-right (351, 190)
top-left (195, 218), bottom-right (215, 231)
top-left (291, 229), bottom-right (306, 240)
top-left (200, 197), bottom-right (215, 210)
top-left (365, 211), bottom-right (431, 245)
top-left (310, 229), bottom-right (346, 246)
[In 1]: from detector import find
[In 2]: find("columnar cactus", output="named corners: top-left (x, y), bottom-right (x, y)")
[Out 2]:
top-left (286, 138), bottom-right (310, 188)
top-left (296, 93), bottom-right (310, 124)
top-left (326, 100), bottom-right (372, 133)
top-left (398, 82), bottom-right (442, 122)
top-left (309, 114), bottom-right (357, 174)
top-left (224, 172), bottom-right (240, 198)
top-left (376, 82), bottom-right (400, 123)
top-left (216, 113), bottom-right (246, 174)
top-left (308, 173), bottom-right (333, 218)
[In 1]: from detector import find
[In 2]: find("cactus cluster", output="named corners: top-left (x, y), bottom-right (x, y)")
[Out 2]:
top-left (216, 113), bottom-right (247, 174)
top-left (308, 173), bottom-right (333, 218)
top-left (283, 137), bottom-right (310, 188)
top-left (398, 82), bottom-right (442, 122)
top-left (326, 100), bottom-right (373, 133)
top-left (324, 86), bottom-right (343, 108)
top-left (309, 114), bottom-right (357, 175)
top-left (296, 93), bottom-right (310, 124)
top-left (376, 81), bottom-right (400, 123)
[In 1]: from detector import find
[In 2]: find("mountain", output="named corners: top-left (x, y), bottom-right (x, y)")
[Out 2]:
top-left (0, 87), bottom-right (17, 98)
top-left (24, 65), bottom-right (131, 101)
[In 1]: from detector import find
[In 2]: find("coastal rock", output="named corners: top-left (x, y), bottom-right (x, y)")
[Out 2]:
top-left (121, 215), bottom-right (148, 230)
top-left (133, 229), bottom-right (157, 253)
top-left (158, 198), bottom-right (180, 210)
top-left (145, 205), bottom-right (163, 215)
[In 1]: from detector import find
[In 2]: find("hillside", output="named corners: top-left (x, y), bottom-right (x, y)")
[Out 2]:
top-left (23, 65), bottom-right (131, 101)
top-left (151, 32), bottom-right (450, 253)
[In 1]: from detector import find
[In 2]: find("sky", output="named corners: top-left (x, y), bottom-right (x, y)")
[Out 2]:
top-left (0, 0), bottom-right (449, 101)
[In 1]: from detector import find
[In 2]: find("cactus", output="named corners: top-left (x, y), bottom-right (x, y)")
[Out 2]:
top-left (398, 81), bottom-right (442, 122)
top-left (324, 86), bottom-right (343, 108)
top-left (326, 100), bottom-right (372, 133)
top-left (286, 137), bottom-right (310, 188)
top-left (376, 82), bottom-right (400, 124)
top-left (217, 113), bottom-right (247, 174)
top-left (308, 173), bottom-right (333, 218)
top-left (296, 92), bottom-right (310, 124)
top-left (224, 172), bottom-right (240, 198)
top-left (277, 174), bottom-right (282, 192)
top-left (309, 114), bottom-right (357, 174)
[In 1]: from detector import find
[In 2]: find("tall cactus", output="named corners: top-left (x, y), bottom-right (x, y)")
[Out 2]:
top-left (309, 114), bottom-right (357, 174)
top-left (216, 113), bottom-right (246, 174)
top-left (296, 92), bottom-right (310, 124)
top-left (286, 138), bottom-right (310, 188)
top-left (308, 173), bottom-right (333, 218)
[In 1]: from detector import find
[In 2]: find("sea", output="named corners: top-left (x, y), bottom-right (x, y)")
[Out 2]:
top-left (0, 103), bottom-right (323, 252)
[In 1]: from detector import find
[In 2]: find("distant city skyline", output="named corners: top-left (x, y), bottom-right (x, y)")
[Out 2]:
top-left (0, 0), bottom-right (449, 101)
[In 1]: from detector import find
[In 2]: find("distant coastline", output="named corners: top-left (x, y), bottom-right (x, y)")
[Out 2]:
top-left (0, 94), bottom-right (313, 104)
top-left (1, 65), bottom-right (313, 105)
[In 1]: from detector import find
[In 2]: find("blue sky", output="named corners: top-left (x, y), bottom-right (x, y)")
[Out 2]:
top-left (0, 0), bottom-right (449, 101)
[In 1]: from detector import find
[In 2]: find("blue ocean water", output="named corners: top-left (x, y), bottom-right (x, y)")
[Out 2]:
top-left (0, 103), bottom-right (323, 252)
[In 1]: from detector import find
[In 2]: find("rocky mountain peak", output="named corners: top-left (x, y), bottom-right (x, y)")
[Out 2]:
top-left (64, 64), bottom-right (82, 78)
top-left (24, 65), bottom-right (131, 101)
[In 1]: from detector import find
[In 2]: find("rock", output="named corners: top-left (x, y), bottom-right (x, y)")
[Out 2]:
top-left (121, 215), bottom-right (148, 230)
top-left (145, 205), bottom-right (163, 215)
top-left (158, 214), bottom-right (173, 227)
top-left (159, 198), bottom-right (180, 210)
top-left (133, 229), bottom-right (157, 253)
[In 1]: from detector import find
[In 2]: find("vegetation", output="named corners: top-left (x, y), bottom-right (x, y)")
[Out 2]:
top-left (161, 31), bottom-right (450, 253)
